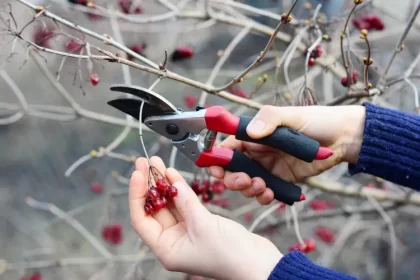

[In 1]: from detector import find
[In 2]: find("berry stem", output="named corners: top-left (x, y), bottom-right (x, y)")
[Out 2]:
top-left (363, 37), bottom-right (371, 91)
top-left (340, 4), bottom-right (357, 94)
top-left (290, 205), bottom-right (305, 247)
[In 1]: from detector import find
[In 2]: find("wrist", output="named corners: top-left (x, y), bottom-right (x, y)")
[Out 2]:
top-left (233, 235), bottom-right (282, 280)
top-left (341, 105), bottom-right (366, 164)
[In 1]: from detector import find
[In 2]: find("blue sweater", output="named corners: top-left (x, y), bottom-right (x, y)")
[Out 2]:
top-left (268, 102), bottom-right (420, 280)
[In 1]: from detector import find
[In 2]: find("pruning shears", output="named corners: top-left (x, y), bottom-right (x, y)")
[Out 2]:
top-left (107, 85), bottom-right (333, 205)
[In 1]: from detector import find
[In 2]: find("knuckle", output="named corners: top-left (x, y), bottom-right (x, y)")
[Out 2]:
top-left (260, 105), bottom-right (278, 117)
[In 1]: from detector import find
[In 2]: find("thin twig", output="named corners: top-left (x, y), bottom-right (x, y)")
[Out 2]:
top-left (377, 2), bottom-right (420, 90)
top-left (212, 0), bottom-right (300, 91)
top-left (25, 197), bottom-right (112, 259)
top-left (366, 195), bottom-right (397, 280)
top-left (198, 26), bottom-right (250, 105)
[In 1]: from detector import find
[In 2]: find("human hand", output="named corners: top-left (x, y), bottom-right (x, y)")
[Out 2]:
top-left (129, 156), bottom-right (282, 280)
top-left (209, 105), bottom-right (366, 205)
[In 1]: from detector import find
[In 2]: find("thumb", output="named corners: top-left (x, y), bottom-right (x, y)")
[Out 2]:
top-left (166, 168), bottom-right (211, 227)
top-left (246, 105), bottom-right (303, 139)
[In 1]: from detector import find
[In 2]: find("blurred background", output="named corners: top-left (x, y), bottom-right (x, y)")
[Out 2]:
top-left (1, 0), bottom-right (420, 279)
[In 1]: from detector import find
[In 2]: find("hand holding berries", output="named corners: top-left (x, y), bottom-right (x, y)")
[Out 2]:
top-left (130, 156), bottom-right (283, 280)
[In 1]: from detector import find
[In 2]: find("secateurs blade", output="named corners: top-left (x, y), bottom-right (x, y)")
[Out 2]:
top-left (107, 84), bottom-right (334, 205)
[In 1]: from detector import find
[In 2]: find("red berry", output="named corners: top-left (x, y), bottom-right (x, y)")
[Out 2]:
top-left (209, 197), bottom-right (230, 208)
top-left (352, 71), bottom-right (358, 82)
top-left (102, 225), bottom-right (111, 241)
top-left (156, 179), bottom-right (168, 194)
top-left (341, 77), bottom-right (349, 87)
top-left (148, 187), bottom-right (160, 199)
top-left (171, 47), bottom-right (194, 61)
top-left (305, 239), bottom-right (316, 252)
top-left (119, 0), bottom-right (143, 14)
top-left (29, 273), bottom-right (42, 280)
top-left (315, 227), bottom-right (335, 244)
top-left (184, 95), bottom-right (198, 108)
top-left (191, 180), bottom-right (200, 194)
top-left (108, 223), bottom-right (123, 245)
top-left (128, 44), bottom-right (146, 60)
top-left (359, 21), bottom-right (371, 30)
top-left (144, 203), bottom-right (155, 215)
top-left (300, 193), bottom-right (306, 201)
top-left (87, 12), bottom-right (102, 20)
top-left (167, 186), bottom-right (178, 198)
top-left (202, 193), bottom-right (211, 203)
top-left (66, 40), bottom-right (83, 52)
top-left (34, 27), bottom-right (54, 48)
top-left (161, 196), bottom-right (168, 208)
top-left (153, 198), bottom-right (165, 211)
top-left (90, 73), bottom-right (100, 85)
top-left (210, 180), bottom-right (226, 194)
top-left (244, 212), bottom-right (253, 222)
top-left (352, 19), bottom-right (362, 30)
top-left (308, 58), bottom-right (315, 67)
top-left (228, 86), bottom-right (248, 98)
top-left (310, 200), bottom-right (328, 211)
top-left (90, 183), bottom-right (103, 193)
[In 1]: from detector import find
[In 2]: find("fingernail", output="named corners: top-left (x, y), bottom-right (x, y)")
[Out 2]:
top-left (248, 120), bottom-right (265, 134)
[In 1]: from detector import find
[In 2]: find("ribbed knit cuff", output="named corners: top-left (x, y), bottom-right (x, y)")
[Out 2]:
top-left (267, 251), bottom-right (358, 280)
top-left (348, 103), bottom-right (420, 190)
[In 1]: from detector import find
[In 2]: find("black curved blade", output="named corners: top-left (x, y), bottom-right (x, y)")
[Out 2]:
top-left (109, 84), bottom-right (178, 114)
top-left (107, 98), bottom-right (174, 121)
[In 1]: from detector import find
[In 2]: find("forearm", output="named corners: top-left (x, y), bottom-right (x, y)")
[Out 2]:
top-left (346, 103), bottom-right (420, 190)
top-left (267, 251), bottom-right (358, 280)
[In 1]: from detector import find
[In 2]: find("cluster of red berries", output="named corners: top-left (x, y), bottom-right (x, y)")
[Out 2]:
top-left (119, 0), bottom-right (143, 14)
top-left (144, 179), bottom-right (178, 215)
top-left (34, 27), bottom-right (54, 48)
top-left (341, 71), bottom-right (358, 87)
top-left (102, 223), bottom-right (123, 245)
top-left (209, 197), bottom-right (230, 208)
top-left (128, 44), bottom-right (147, 60)
top-left (228, 86), bottom-right (248, 98)
top-left (315, 226), bottom-right (335, 244)
top-left (20, 272), bottom-right (41, 280)
top-left (307, 45), bottom-right (322, 67)
top-left (288, 239), bottom-right (316, 253)
top-left (353, 14), bottom-right (384, 31)
top-left (171, 47), bottom-right (194, 62)
top-left (309, 199), bottom-right (336, 212)
top-left (191, 179), bottom-right (226, 203)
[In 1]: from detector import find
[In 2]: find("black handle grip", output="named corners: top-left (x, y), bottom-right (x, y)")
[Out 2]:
top-left (235, 116), bottom-right (320, 163)
top-left (224, 149), bottom-right (301, 205)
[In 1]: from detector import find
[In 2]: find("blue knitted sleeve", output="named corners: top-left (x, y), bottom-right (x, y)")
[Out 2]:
top-left (348, 102), bottom-right (420, 189)
top-left (267, 251), bottom-right (358, 280)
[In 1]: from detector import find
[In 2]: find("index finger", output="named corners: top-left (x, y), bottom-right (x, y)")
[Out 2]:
top-left (129, 158), bottom-right (162, 247)
top-left (208, 136), bottom-right (244, 178)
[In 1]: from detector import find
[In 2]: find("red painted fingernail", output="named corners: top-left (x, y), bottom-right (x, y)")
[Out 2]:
top-left (314, 147), bottom-right (334, 160)
top-left (300, 193), bottom-right (306, 201)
